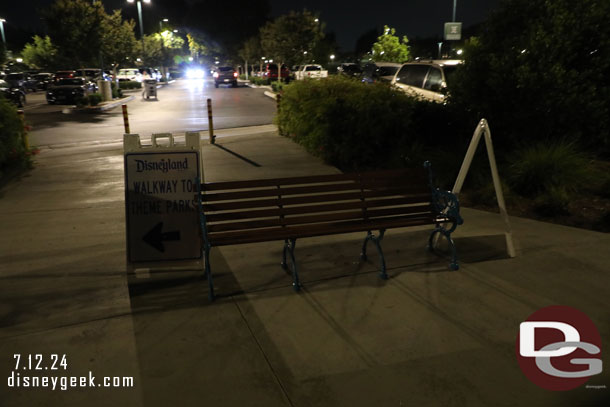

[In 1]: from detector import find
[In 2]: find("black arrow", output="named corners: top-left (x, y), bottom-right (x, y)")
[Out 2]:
top-left (143, 222), bottom-right (180, 252)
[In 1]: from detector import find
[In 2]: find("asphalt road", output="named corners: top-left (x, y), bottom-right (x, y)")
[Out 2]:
top-left (22, 79), bottom-right (276, 147)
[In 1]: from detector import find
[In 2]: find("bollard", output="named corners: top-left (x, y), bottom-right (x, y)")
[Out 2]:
top-left (122, 104), bottom-right (130, 134)
top-left (17, 110), bottom-right (30, 151)
top-left (207, 98), bottom-right (215, 144)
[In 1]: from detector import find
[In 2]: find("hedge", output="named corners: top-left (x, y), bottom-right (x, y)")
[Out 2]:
top-left (276, 76), bottom-right (473, 174)
top-left (0, 98), bottom-right (30, 179)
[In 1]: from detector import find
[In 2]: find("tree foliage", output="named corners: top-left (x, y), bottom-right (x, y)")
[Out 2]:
top-left (450, 0), bottom-right (610, 154)
top-left (100, 10), bottom-right (138, 70)
top-left (21, 36), bottom-right (58, 69)
top-left (44, 0), bottom-right (106, 68)
top-left (238, 36), bottom-right (262, 67)
top-left (260, 10), bottom-right (324, 67)
top-left (371, 25), bottom-right (410, 63)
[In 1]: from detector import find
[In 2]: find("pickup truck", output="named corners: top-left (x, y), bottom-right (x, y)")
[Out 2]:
top-left (294, 64), bottom-right (328, 80)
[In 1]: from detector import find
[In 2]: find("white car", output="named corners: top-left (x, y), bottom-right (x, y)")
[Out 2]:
top-left (294, 64), bottom-right (328, 80)
top-left (391, 60), bottom-right (462, 103)
top-left (117, 68), bottom-right (143, 82)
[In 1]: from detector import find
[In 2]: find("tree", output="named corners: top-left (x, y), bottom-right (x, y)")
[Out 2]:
top-left (139, 32), bottom-right (184, 68)
top-left (371, 25), bottom-right (410, 63)
top-left (450, 0), bottom-right (610, 153)
top-left (238, 36), bottom-right (262, 78)
top-left (44, 0), bottom-right (106, 68)
top-left (21, 36), bottom-right (58, 70)
top-left (100, 10), bottom-right (138, 71)
top-left (260, 10), bottom-right (324, 76)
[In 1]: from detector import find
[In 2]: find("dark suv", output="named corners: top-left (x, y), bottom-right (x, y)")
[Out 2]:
top-left (213, 66), bottom-right (238, 88)
top-left (4, 73), bottom-right (37, 92)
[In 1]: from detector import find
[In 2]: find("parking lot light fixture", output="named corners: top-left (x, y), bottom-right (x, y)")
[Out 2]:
top-left (126, 0), bottom-right (149, 40)
top-left (0, 18), bottom-right (6, 49)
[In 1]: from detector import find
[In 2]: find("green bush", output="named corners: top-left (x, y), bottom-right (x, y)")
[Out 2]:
top-left (74, 95), bottom-right (88, 107)
top-left (0, 98), bottom-right (30, 178)
top-left (507, 141), bottom-right (592, 199)
top-left (249, 77), bottom-right (268, 86)
top-left (118, 81), bottom-right (142, 90)
top-left (450, 0), bottom-right (610, 155)
top-left (111, 82), bottom-right (123, 98)
top-left (87, 93), bottom-right (102, 106)
top-left (276, 76), bottom-right (420, 171)
top-left (271, 81), bottom-right (286, 93)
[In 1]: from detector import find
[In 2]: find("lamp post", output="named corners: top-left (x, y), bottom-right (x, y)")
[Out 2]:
top-left (159, 18), bottom-right (168, 81)
top-left (127, 0), bottom-right (150, 58)
top-left (0, 18), bottom-right (7, 52)
top-left (452, 0), bottom-right (457, 22)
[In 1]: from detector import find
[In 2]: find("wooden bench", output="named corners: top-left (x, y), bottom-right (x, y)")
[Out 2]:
top-left (195, 162), bottom-right (463, 300)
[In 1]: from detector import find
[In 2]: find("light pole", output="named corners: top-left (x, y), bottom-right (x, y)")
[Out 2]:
top-left (452, 0), bottom-right (457, 22)
top-left (0, 18), bottom-right (7, 52)
top-left (159, 18), bottom-right (169, 81)
top-left (127, 0), bottom-right (150, 57)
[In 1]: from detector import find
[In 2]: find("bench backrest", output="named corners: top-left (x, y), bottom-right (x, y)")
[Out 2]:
top-left (197, 168), bottom-right (438, 246)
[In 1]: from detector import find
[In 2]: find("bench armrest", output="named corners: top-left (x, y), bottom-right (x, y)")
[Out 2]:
top-left (424, 161), bottom-right (464, 228)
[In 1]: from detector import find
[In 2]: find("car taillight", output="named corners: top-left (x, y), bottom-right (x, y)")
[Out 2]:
top-left (213, 72), bottom-right (219, 78)
top-left (233, 72), bottom-right (238, 78)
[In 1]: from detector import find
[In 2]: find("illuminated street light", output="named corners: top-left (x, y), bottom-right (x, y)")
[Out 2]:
top-left (0, 18), bottom-right (7, 50)
top-left (126, 0), bottom-right (150, 40)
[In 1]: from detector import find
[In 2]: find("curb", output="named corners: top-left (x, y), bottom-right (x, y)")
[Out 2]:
top-left (71, 95), bottom-right (135, 113)
top-left (263, 90), bottom-right (278, 100)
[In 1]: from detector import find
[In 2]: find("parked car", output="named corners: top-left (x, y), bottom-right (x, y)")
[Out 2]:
top-left (117, 68), bottom-right (142, 82)
top-left (213, 66), bottom-right (238, 88)
top-left (46, 77), bottom-right (98, 104)
top-left (294, 64), bottom-right (328, 80)
top-left (0, 79), bottom-right (26, 107)
top-left (53, 70), bottom-right (77, 83)
top-left (262, 63), bottom-right (290, 83)
top-left (33, 73), bottom-right (54, 90)
top-left (391, 60), bottom-right (462, 103)
top-left (4, 72), bottom-right (37, 92)
top-left (361, 62), bottom-right (401, 84)
top-left (337, 63), bottom-right (362, 77)
top-left (75, 68), bottom-right (104, 81)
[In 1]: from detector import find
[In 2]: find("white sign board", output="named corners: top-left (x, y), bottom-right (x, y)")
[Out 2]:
top-left (124, 151), bottom-right (201, 262)
top-left (444, 22), bottom-right (462, 40)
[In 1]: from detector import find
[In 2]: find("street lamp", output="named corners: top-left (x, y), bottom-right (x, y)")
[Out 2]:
top-left (0, 18), bottom-right (7, 51)
top-left (126, 0), bottom-right (150, 40)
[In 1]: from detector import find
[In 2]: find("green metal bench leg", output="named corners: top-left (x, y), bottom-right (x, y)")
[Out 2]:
top-left (428, 226), bottom-right (459, 270)
top-left (360, 230), bottom-right (388, 280)
top-left (282, 239), bottom-right (300, 291)
top-left (204, 245), bottom-right (215, 301)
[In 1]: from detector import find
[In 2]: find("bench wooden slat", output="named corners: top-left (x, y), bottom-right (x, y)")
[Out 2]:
top-left (207, 214), bottom-right (438, 246)
top-left (202, 182), bottom-right (428, 202)
top-left (201, 168), bottom-right (425, 191)
top-left (202, 189), bottom-right (430, 212)
top-left (204, 194), bottom-right (432, 222)
top-left (206, 203), bottom-right (434, 233)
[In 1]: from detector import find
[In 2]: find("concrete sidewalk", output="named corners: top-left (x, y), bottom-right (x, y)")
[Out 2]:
top-left (0, 129), bottom-right (608, 406)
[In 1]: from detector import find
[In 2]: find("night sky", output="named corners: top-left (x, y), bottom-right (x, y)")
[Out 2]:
top-left (0, 0), bottom-right (503, 52)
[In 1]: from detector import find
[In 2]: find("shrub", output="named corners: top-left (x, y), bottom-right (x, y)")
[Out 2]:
top-left (507, 141), bottom-right (592, 199)
top-left (118, 81), bottom-right (142, 90)
top-left (87, 93), bottom-right (102, 106)
top-left (111, 82), bottom-right (123, 98)
top-left (276, 76), bottom-right (420, 171)
top-left (0, 98), bottom-right (30, 178)
top-left (450, 0), bottom-right (610, 155)
top-left (74, 95), bottom-right (88, 107)
top-left (271, 81), bottom-right (286, 93)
